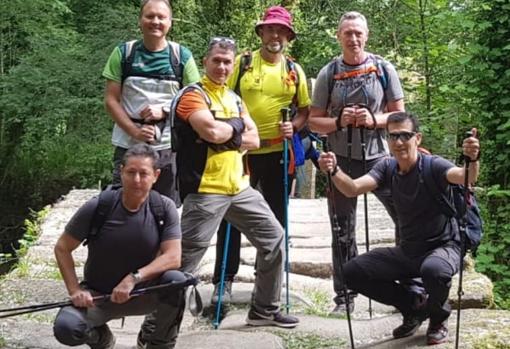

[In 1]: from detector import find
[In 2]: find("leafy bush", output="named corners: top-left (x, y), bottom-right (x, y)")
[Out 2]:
top-left (476, 187), bottom-right (510, 309)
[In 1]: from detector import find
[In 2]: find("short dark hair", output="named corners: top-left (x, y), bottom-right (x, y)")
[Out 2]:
top-left (121, 144), bottom-right (160, 170)
top-left (387, 111), bottom-right (420, 132)
top-left (206, 37), bottom-right (237, 57)
top-left (139, 0), bottom-right (172, 19)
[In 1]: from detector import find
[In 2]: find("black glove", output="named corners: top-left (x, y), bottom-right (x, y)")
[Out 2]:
top-left (207, 117), bottom-right (245, 152)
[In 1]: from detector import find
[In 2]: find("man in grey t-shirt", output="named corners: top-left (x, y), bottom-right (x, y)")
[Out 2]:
top-left (309, 11), bottom-right (405, 315)
top-left (53, 144), bottom-right (186, 349)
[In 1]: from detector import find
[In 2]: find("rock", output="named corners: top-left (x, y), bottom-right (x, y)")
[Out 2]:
top-left (0, 189), bottom-right (507, 349)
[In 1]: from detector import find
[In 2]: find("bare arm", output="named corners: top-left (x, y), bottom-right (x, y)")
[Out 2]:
top-left (188, 109), bottom-right (236, 144)
top-left (54, 233), bottom-right (94, 307)
top-left (446, 128), bottom-right (480, 185)
top-left (281, 106), bottom-right (310, 139)
top-left (318, 151), bottom-right (378, 197)
top-left (239, 112), bottom-right (260, 151)
top-left (104, 80), bottom-right (155, 143)
top-left (110, 239), bottom-right (182, 304)
top-left (308, 106), bottom-right (336, 134)
top-left (366, 99), bottom-right (405, 129)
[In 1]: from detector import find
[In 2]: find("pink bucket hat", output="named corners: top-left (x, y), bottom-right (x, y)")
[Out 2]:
top-left (255, 6), bottom-right (296, 41)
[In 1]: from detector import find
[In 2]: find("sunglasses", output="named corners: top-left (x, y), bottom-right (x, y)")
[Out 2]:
top-left (387, 131), bottom-right (416, 142)
top-left (209, 36), bottom-right (236, 47)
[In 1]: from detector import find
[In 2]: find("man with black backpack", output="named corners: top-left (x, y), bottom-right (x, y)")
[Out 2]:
top-left (309, 11), bottom-right (405, 316)
top-left (102, 0), bottom-right (200, 206)
top-left (318, 112), bottom-right (480, 345)
top-left (210, 5), bottom-right (311, 305)
top-left (53, 144), bottom-right (189, 349)
top-left (168, 36), bottom-right (299, 331)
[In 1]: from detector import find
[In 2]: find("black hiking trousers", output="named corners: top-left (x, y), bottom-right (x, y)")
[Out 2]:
top-left (344, 241), bottom-right (461, 325)
top-left (329, 155), bottom-right (397, 305)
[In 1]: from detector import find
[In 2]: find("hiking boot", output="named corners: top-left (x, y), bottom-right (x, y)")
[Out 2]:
top-left (426, 321), bottom-right (448, 345)
top-left (329, 301), bottom-right (355, 318)
top-left (246, 308), bottom-right (299, 328)
top-left (392, 309), bottom-right (428, 339)
top-left (87, 324), bottom-right (115, 349)
top-left (211, 280), bottom-right (233, 304)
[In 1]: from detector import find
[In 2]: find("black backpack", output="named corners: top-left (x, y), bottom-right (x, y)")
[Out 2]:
top-left (386, 155), bottom-right (484, 254)
top-left (168, 82), bottom-right (243, 152)
top-left (120, 39), bottom-right (183, 87)
top-left (84, 185), bottom-right (166, 245)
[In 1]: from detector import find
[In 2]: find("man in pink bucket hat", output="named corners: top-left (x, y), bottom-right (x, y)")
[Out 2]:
top-left (255, 5), bottom-right (296, 41)
top-left (210, 4), bottom-right (311, 325)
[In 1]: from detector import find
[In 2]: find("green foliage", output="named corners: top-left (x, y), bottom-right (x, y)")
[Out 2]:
top-left (476, 186), bottom-right (510, 309)
top-left (279, 331), bottom-right (344, 349)
top-left (1, 0), bottom-right (509, 312)
top-left (301, 287), bottom-right (331, 317)
top-left (17, 208), bottom-right (49, 258)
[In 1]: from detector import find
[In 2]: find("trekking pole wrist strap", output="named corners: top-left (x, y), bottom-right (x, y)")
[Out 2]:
top-left (335, 116), bottom-right (343, 131)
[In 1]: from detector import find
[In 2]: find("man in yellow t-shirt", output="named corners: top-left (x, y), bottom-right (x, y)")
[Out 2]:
top-left (211, 6), bottom-right (311, 306)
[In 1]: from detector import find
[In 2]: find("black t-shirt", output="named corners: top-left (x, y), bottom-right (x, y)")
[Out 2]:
top-left (369, 154), bottom-right (457, 256)
top-left (65, 190), bottom-right (181, 293)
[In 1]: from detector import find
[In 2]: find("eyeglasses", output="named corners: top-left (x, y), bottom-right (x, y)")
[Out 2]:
top-left (209, 36), bottom-right (236, 47)
top-left (387, 131), bottom-right (416, 142)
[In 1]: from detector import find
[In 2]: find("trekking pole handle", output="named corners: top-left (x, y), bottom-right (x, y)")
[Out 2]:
top-left (464, 131), bottom-right (473, 165)
top-left (281, 108), bottom-right (291, 123)
top-left (321, 136), bottom-right (330, 153)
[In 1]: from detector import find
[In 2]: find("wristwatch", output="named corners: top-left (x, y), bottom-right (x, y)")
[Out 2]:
top-left (130, 270), bottom-right (142, 284)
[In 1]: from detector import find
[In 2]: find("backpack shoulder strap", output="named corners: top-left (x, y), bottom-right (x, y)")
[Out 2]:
top-left (121, 40), bottom-right (139, 84)
top-left (168, 40), bottom-right (183, 87)
top-left (285, 55), bottom-right (300, 107)
top-left (385, 157), bottom-right (398, 188)
top-left (370, 54), bottom-right (389, 90)
top-left (234, 51), bottom-right (252, 96)
top-left (169, 82), bottom-right (211, 150)
top-left (227, 89), bottom-right (243, 115)
top-left (148, 190), bottom-right (165, 236)
top-left (326, 58), bottom-right (339, 109)
top-left (420, 155), bottom-right (456, 217)
top-left (86, 184), bottom-right (121, 245)
top-left (169, 83), bottom-right (211, 126)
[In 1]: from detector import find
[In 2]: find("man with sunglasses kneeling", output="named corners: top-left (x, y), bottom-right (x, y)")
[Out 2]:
top-left (319, 112), bottom-right (480, 346)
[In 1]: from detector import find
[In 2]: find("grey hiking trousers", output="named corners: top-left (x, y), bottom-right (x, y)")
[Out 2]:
top-left (181, 186), bottom-right (285, 312)
top-left (140, 187), bottom-right (285, 345)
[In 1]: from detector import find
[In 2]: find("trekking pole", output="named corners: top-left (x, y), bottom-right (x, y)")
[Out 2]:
top-left (455, 131), bottom-right (472, 349)
top-left (214, 222), bottom-right (231, 329)
top-left (321, 136), bottom-right (355, 349)
top-left (358, 104), bottom-right (377, 319)
top-left (346, 121), bottom-right (354, 257)
top-left (359, 127), bottom-right (372, 319)
top-left (0, 274), bottom-right (198, 319)
top-left (281, 107), bottom-right (291, 314)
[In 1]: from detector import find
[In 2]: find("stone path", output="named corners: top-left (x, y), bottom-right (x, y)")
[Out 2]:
top-left (0, 189), bottom-right (507, 349)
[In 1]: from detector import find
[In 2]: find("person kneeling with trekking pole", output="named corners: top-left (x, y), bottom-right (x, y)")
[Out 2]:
top-left (318, 112), bottom-right (480, 346)
top-left (53, 144), bottom-right (190, 349)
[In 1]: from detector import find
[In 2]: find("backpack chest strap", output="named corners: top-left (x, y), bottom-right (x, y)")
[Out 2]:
top-left (333, 65), bottom-right (378, 80)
